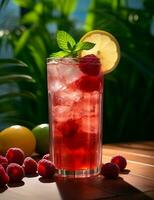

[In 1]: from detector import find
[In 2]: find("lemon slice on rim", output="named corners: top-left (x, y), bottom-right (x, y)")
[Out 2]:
top-left (80, 30), bottom-right (120, 74)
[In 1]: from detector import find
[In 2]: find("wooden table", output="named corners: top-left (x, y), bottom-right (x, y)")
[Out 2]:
top-left (0, 141), bottom-right (154, 200)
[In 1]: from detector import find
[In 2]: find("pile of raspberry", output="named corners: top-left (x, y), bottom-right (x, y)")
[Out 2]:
top-left (0, 147), bottom-right (127, 187)
top-left (101, 155), bottom-right (127, 179)
top-left (0, 147), bottom-right (55, 187)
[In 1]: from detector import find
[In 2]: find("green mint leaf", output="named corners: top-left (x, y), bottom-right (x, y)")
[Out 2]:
top-left (67, 41), bottom-right (76, 51)
top-left (57, 31), bottom-right (76, 51)
top-left (50, 51), bottom-right (70, 58)
top-left (50, 31), bottom-right (96, 58)
top-left (75, 41), bottom-right (95, 51)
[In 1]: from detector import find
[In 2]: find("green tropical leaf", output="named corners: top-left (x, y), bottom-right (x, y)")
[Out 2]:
top-left (21, 11), bottom-right (39, 24)
top-left (0, 58), bottom-right (27, 66)
top-left (28, 45), bottom-right (45, 76)
top-left (0, 59), bottom-right (30, 76)
top-left (0, 115), bottom-right (35, 129)
top-left (53, 0), bottom-right (77, 15)
top-left (0, 0), bottom-right (9, 9)
top-left (0, 74), bottom-right (35, 84)
top-left (14, 0), bottom-right (35, 8)
top-left (0, 91), bottom-right (38, 103)
top-left (122, 51), bottom-right (154, 78)
top-left (15, 29), bottom-right (31, 56)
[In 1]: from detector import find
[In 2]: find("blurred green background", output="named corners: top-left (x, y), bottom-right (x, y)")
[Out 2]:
top-left (0, 0), bottom-right (154, 143)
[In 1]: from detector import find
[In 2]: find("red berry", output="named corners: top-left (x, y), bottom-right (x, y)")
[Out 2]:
top-left (79, 54), bottom-right (101, 76)
top-left (37, 159), bottom-right (55, 178)
top-left (76, 75), bottom-right (102, 92)
top-left (6, 148), bottom-right (25, 165)
top-left (0, 164), bottom-right (9, 186)
top-left (6, 163), bottom-right (24, 183)
top-left (22, 157), bottom-right (37, 175)
top-left (43, 154), bottom-right (50, 160)
top-left (0, 155), bottom-right (8, 169)
top-left (101, 163), bottom-right (119, 179)
top-left (111, 155), bottom-right (127, 171)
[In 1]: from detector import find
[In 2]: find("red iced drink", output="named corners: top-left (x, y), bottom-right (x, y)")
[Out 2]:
top-left (47, 56), bottom-right (103, 177)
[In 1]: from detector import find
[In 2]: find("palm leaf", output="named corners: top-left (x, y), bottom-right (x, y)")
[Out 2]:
top-left (53, 0), bottom-right (77, 16)
top-left (122, 51), bottom-right (154, 78)
top-left (0, 91), bottom-right (38, 102)
top-left (0, 58), bottom-right (38, 128)
top-left (0, 0), bottom-right (9, 9)
top-left (0, 74), bottom-right (35, 83)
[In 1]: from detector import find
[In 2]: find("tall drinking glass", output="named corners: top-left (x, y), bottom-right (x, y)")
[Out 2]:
top-left (47, 57), bottom-right (103, 178)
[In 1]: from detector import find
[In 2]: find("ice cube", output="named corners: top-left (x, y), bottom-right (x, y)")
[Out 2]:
top-left (56, 59), bottom-right (82, 84)
top-left (54, 88), bottom-right (82, 106)
top-left (48, 79), bottom-right (66, 92)
top-left (72, 91), bottom-right (100, 117)
top-left (82, 91), bottom-right (100, 114)
top-left (62, 89), bottom-right (82, 102)
top-left (80, 116), bottom-right (99, 133)
top-left (47, 62), bottom-right (59, 78)
top-left (53, 105), bottom-right (71, 122)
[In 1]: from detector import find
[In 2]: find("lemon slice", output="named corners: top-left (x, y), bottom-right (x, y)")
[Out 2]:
top-left (80, 30), bottom-right (120, 74)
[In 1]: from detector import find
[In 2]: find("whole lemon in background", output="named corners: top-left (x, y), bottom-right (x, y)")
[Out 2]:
top-left (0, 125), bottom-right (36, 156)
top-left (32, 124), bottom-right (49, 155)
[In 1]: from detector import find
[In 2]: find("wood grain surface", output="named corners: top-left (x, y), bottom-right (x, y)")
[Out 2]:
top-left (0, 141), bottom-right (154, 200)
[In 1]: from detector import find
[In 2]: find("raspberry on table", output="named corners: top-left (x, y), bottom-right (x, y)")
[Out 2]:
top-left (22, 157), bottom-right (37, 175)
top-left (0, 155), bottom-right (8, 169)
top-left (43, 154), bottom-right (50, 160)
top-left (101, 162), bottom-right (119, 179)
top-left (79, 54), bottom-right (101, 76)
top-left (5, 147), bottom-right (25, 165)
top-left (6, 163), bottom-right (25, 183)
top-left (0, 164), bottom-right (9, 186)
top-left (37, 159), bottom-right (55, 178)
top-left (111, 155), bottom-right (127, 171)
top-left (76, 75), bottom-right (102, 92)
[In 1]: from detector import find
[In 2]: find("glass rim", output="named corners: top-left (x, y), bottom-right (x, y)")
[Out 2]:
top-left (47, 57), bottom-right (79, 63)
top-left (47, 56), bottom-right (101, 65)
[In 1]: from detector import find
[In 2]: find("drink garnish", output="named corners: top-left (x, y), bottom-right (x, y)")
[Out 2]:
top-left (50, 30), bottom-right (120, 75)
top-left (79, 54), bottom-right (101, 76)
top-left (50, 30), bottom-right (95, 58)
top-left (79, 30), bottom-right (120, 74)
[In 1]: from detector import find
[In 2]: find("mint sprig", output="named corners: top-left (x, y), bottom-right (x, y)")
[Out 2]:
top-left (50, 31), bottom-right (95, 58)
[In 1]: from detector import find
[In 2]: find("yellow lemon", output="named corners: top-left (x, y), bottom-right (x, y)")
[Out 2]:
top-left (0, 125), bottom-right (36, 156)
top-left (80, 30), bottom-right (120, 74)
